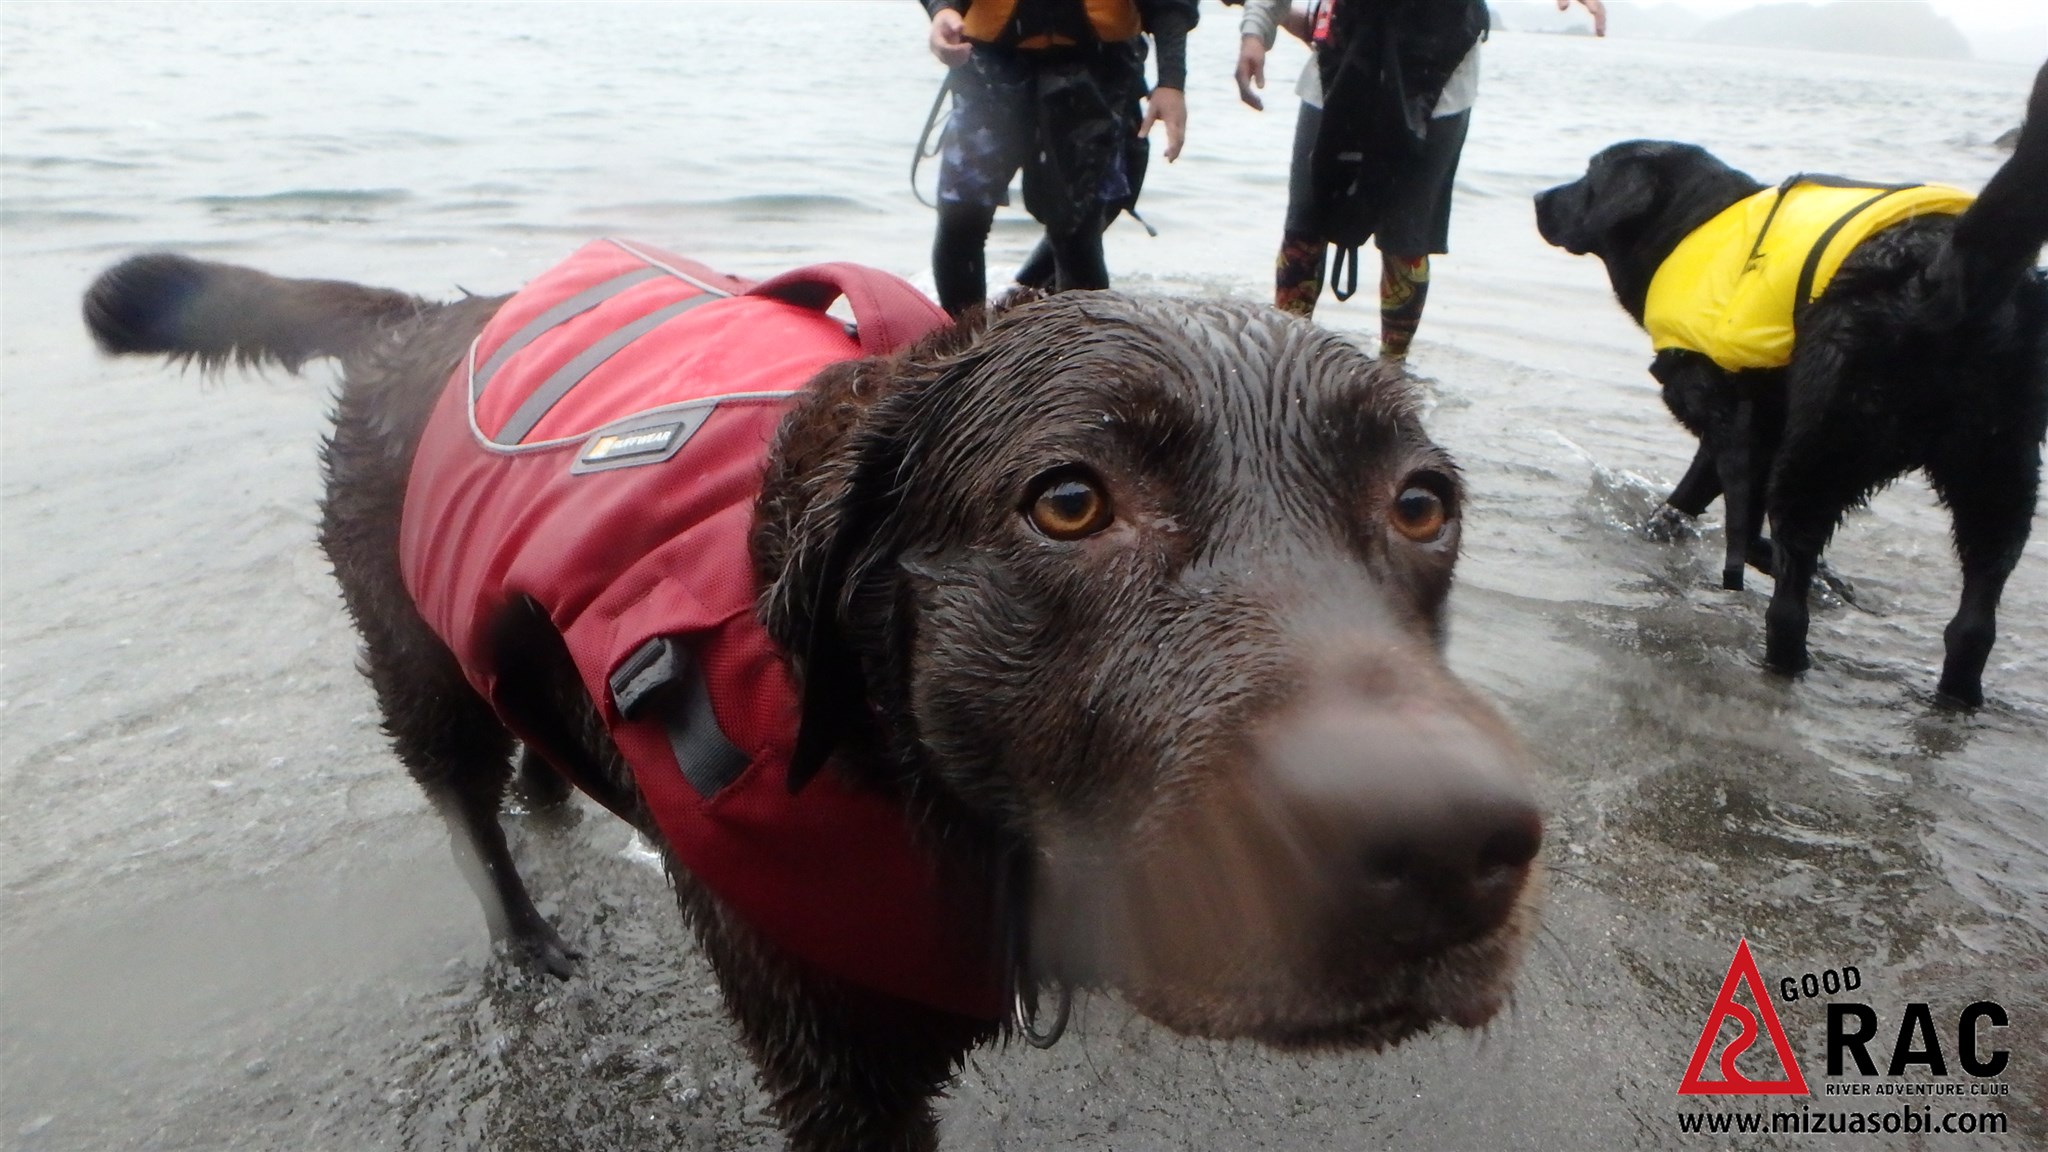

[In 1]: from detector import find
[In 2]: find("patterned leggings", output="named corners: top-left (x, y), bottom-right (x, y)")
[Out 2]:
top-left (1275, 236), bottom-right (1430, 359)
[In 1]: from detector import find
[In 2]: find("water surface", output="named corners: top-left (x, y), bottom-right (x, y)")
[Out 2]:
top-left (3, 4), bottom-right (2043, 1149)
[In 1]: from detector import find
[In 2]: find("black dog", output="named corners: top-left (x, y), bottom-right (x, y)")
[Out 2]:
top-left (1535, 63), bottom-right (2048, 707)
top-left (82, 255), bottom-right (1542, 1150)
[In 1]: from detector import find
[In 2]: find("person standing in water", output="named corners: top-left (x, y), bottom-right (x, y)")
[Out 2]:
top-left (925, 0), bottom-right (1198, 316)
top-left (1236, 0), bottom-right (1605, 361)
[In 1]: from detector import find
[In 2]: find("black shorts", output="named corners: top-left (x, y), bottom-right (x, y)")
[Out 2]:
top-left (937, 44), bottom-right (1145, 235)
top-left (1283, 102), bottom-right (1470, 255)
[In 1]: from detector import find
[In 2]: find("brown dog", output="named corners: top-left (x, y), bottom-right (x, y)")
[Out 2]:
top-left (83, 249), bottom-right (1542, 1151)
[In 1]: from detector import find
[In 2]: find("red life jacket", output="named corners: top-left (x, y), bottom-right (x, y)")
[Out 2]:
top-left (398, 239), bottom-right (1003, 1021)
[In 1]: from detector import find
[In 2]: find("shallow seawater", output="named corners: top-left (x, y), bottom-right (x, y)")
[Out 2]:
top-left (3, 4), bottom-right (2043, 1150)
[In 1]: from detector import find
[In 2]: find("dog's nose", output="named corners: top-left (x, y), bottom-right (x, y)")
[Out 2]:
top-left (1533, 187), bottom-right (1561, 242)
top-left (1261, 698), bottom-right (1542, 959)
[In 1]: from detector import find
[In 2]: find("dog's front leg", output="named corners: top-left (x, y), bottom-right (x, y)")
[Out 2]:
top-left (675, 879), bottom-right (993, 1152)
top-left (1648, 351), bottom-right (1734, 546)
top-left (1712, 396), bottom-right (1764, 592)
top-left (1664, 438), bottom-right (1723, 518)
top-left (1645, 439), bottom-right (1720, 541)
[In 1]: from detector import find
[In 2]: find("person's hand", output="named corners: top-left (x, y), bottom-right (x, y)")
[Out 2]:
top-left (1235, 36), bottom-right (1268, 110)
top-left (1140, 86), bottom-right (1186, 162)
top-left (929, 8), bottom-right (972, 67)
top-left (1557, 0), bottom-right (1607, 36)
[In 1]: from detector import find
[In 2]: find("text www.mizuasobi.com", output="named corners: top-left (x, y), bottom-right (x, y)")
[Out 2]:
top-left (1675, 1105), bottom-right (2007, 1136)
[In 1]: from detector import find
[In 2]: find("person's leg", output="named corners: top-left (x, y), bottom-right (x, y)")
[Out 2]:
top-left (1016, 42), bottom-right (1149, 294)
top-left (1277, 236), bottom-right (1330, 317)
top-left (934, 50), bottom-right (1031, 316)
top-left (1377, 251), bottom-right (1430, 360)
top-left (1023, 51), bottom-right (1130, 294)
top-left (1046, 218), bottom-right (1110, 291)
top-left (1277, 101), bottom-right (1328, 317)
top-left (934, 201), bottom-right (999, 314)
top-left (1374, 109), bottom-right (1470, 357)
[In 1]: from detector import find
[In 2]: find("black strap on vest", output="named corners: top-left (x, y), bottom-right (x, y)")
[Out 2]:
top-left (1742, 174), bottom-right (1924, 322)
top-left (1794, 186), bottom-right (1912, 313)
top-left (610, 636), bottom-right (751, 799)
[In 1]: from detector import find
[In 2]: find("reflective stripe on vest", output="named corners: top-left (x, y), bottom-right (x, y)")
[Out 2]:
top-left (1643, 177), bottom-right (1975, 372)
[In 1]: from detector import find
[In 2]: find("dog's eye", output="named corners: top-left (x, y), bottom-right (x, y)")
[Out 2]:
top-left (1027, 473), bottom-right (1113, 540)
top-left (1390, 485), bottom-right (1449, 543)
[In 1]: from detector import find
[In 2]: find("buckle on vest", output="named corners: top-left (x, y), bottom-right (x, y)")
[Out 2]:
top-left (610, 637), bottom-right (751, 798)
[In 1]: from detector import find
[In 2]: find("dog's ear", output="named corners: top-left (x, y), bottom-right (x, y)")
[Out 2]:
top-left (758, 312), bottom-right (994, 792)
top-left (755, 361), bottom-right (911, 793)
top-left (784, 415), bottom-right (916, 794)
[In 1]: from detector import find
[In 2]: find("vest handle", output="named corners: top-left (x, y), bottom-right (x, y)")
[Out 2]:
top-left (747, 264), bottom-right (949, 358)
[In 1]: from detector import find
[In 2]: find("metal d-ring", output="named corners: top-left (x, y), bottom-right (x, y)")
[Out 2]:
top-left (1013, 982), bottom-right (1072, 1050)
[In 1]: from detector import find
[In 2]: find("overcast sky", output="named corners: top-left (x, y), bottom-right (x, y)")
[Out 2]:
top-left (1503, 0), bottom-right (2048, 32)
top-left (1709, 0), bottom-right (2038, 30)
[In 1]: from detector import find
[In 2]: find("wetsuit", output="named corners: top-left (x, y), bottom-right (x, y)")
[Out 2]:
top-left (929, 0), bottom-right (1198, 314)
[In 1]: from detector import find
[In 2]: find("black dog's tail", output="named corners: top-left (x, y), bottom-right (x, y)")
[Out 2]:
top-left (83, 253), bottom-right (426, 372)
top-left (1944, 60), bottom-right (2048, 310)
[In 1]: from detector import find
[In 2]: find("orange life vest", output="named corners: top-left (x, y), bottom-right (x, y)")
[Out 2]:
top-left (962, 0), bottom-right (1142, 47)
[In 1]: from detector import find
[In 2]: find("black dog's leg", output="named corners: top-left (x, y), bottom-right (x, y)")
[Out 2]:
top-left (1762, 516), bottom-right (1822, 674)
top-left (1666, 439), bottom-right (1723, 517)
top-left (1714, 396), bottom-right (1759, 591)
top-left (1645, 439), bottom-right (1721, 542)
top-left (1927, 451), bottom-right (2038, 708)
top-left (1760, 403), bottom-right (1857, 675)
top-left (1649, 350), bottom-right (1765, 567)
top-left (1744, 534), bottom-right (1777, 578)
top-left (678, 881), bottom-right (992, 1152)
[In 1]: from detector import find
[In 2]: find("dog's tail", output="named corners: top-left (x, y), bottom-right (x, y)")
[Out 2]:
top-left (1944, 60), bottom-right (2048, 310)
top-left (83, 253), bottom-right (426, 372)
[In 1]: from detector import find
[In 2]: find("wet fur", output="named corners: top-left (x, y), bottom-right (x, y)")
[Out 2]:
top-left (1534, 64), bottom-right (2048, 705)
top-left (83, 256), bottom-right (1538, 1149)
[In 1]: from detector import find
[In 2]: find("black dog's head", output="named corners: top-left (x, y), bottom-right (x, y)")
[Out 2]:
top-left (753, 293), bottom-right (1541, 1049)
top-left (1536, 140), bottom-right (1765, 316)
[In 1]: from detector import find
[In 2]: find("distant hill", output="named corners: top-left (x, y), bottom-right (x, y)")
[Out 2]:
top-left (1691, 2), bottom-right (1971, 60)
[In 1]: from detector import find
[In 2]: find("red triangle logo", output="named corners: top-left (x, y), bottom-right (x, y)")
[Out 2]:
top-left (1677, 938), bottom-right (1811, 1095)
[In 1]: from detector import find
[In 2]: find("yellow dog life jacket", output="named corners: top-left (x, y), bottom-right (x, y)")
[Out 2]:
top-left (1643, 178), bottom-right (1974, 372)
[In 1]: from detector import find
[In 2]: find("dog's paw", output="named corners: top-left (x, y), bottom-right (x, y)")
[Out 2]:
top-left (1641, 504), bottom-right (1699, 543)
top-left (1762, 640), bottom-right (1811, 676)
top-left (500, 925), bottom-right (584, 981)
top-left (1933, 678), bottom-right (1984, 710)
top-left (1813, 561), bottom-right (1860, 609)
